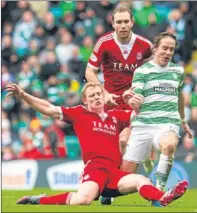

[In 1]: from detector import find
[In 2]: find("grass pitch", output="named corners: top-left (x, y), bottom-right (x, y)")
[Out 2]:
top-left (2, 188), bottom-right (197, 212)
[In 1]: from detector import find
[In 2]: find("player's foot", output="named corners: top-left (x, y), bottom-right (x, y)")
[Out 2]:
top-left (100, 196), bottom-right (113, 205)
top-left (151, 200), bottom-right (163, 207)
top-left (159, 180), bottom-right (188, 206)
top-left (143, 158), bottom-right (154, 174)
top-left (16, 194), bottom-right (46, 204)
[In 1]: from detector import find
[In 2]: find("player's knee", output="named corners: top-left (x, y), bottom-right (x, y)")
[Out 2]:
top-left (137, 175), bottom-right (151, 187)
top-left (119, 128), bottom-right (130, 143)
top-left (161, 143), bottom-right (176, 155)
top-left (76, 194), bottom-right (93, 205)
top-left (119, 136), bottom-right (128, 146)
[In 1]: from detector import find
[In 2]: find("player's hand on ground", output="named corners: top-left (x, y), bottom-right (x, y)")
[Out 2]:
top-left (5, 84), bottom-right (24, 99)
top-left (105, 92), bottom-right (119, 106)
top-left (128, 94), bottom-right (144, 110)
top-left (182, 122), bottom-right (193, 139)
top-left (122, 87), bottom-right (135, 103)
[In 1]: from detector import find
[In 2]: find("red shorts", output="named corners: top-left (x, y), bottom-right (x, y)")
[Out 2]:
top-left (79, 159), bottom-right (130, 197)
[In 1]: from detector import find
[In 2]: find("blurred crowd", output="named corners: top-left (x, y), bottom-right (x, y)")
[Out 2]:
top-left (1, 1), bottom-right (197, 162)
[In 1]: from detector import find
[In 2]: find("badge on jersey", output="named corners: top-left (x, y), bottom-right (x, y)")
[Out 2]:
top-left (90, 53), bottom-right (97, 62)
top-left (136, 52), bottom-right (143, 60)
top-left (112, 116), bottom-right (117, 124)
top-left (172, 73), bottom-right (178, 80)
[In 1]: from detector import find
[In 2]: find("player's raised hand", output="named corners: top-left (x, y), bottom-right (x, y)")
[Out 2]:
top-left (105, 93), bottom-right (119, 106)
top-left (5, 84), bottom-right (24, 99)
top-left (182, 122), bottom-right (193, 139)
top-left (122, 87), bottom-right (135, 103)
top-left (128, 94), bottom-right (144, 111)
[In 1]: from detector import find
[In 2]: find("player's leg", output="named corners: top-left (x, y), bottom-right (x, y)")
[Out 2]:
top-left (119, 127), bottom-right (131, 155)
top-left (122, 126), bottom-right (153, 173)
top-left (117, 173), bottom-right (188, 206)
top-left (101, 127), bottom-right (132, 205)
top-left (17, 162), bottom-right (108, 205)
top-left (143, 153), bottom-right (155, 175)
top-left (16, 181), bottom-right (99, 205)
top-left (117, 173), bottom-right (165, 201)
top-left (154, 129), bottom-right (179, 191)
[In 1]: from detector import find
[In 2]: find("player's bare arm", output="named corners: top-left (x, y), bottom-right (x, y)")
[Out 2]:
top-left (5, 84), bottom-right (60, 119)
top-left (123, 88), bottom-right (144, 111)
top-left (122, 87), bottom-right (136, 103)
top-left (178, 91), bottom-right (193, 138)
top-left (85, 65), bottom-right (119, 106)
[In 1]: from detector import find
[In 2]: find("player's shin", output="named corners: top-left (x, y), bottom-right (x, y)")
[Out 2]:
top-left (16, 192), bottom-right (73, 205)
top-left (143, 157), bottom-right (154, 175)
top-left (40, 192), bottom-right (73, 205)
top-left (139, 185), bottom-right (164, 201)
top-left (156, 153), bottom-right (174, 191)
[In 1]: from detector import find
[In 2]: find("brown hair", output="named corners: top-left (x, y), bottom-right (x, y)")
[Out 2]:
top-left (153, 32), bottom-right (177, 48)
top-left (112, 4), bottom-right (133, 21)
top-left (81, 82), bottom-right (104, 101)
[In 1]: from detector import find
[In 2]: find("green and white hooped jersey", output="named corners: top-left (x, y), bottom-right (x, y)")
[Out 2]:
top-left (132, 60), bottom-right (184, 127)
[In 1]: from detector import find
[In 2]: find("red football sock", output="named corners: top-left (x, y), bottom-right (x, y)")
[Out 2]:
top-left (139, 185), bottom-right (164, 201)
top-left (40, 192), bottom-right (72, 205)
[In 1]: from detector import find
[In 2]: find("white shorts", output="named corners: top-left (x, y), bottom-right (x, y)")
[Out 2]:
top-left (122, 124), bottom-right (180, 164)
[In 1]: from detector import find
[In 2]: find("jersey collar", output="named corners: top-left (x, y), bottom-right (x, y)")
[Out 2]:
top-left (149, 60), bottom-right (170, 69)
top-left (113, 31), bottom-right (137, 47)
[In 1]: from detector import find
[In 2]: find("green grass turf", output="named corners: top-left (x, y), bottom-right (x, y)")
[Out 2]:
top-left (2, 188), bottom-right (197, 212)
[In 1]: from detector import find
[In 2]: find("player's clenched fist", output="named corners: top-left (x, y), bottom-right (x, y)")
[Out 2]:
top-left (5, 84), bottom-right (24, 99)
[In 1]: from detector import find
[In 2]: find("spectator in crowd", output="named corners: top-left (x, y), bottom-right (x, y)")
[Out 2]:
top-left (2, 111), bottom-right (12, 148)
top-left (2, 22), bottom-right (14, 37)
top-left (10, 0), bottom-right (30, 25)
top-left (79, 36), bottom-right (94, 62)
top-left (134, 1), bottom-right (163, 28)
top-left (94, 23), bottom-right (106, 41)
top-left (40, 51), bottom-right (59, 81)
top-left (142, 13), bottom-right (168, 42)
top-left (61, 12), bottom-right (75, 35)
top-left (2, 35), bottom-right (14, 65)
top-left (41, 12), bottom-right (58, 37)
top-left (32, 25), bottom-right (46, 50)
top-left (43, 119), bottom-right (67, 158)
top-left (68, 46), bottom-right (86, 82)
top-left (83, 7), bottom-right (103, 39)
top-left (13, 10), bottom-right (37, 57)
top-left (74, 1), bottom-right (87, 22)
top-left (55, 32), bottom-right (76, 65)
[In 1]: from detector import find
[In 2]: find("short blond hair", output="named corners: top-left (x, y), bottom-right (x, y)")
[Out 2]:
top-left (81, 82), bottom-right (104, 101)
top-left (112, 4), bottom-right (133, 21)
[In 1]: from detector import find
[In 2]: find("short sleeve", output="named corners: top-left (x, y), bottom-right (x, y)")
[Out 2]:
top-left (87, 38), bottom-right (104, 70)
top-left (59, 105), bottom-right (83, 123)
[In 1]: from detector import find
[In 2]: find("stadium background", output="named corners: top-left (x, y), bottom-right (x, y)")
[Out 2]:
top-left (1, 0), bottom-right (197, 191)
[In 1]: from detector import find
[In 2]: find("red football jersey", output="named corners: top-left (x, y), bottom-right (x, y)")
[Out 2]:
top-left (60, 105), bottom-right (131, 166)
top-left (88, 32), bottom-right (152, 109)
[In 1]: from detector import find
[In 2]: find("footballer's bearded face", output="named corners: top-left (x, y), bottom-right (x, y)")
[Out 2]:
top-left (154, 37), bottom-right (176, 67)
top-left (112, 11), bottom-right (133, 43)
top-left (83, 86), bottom-right (105, 112)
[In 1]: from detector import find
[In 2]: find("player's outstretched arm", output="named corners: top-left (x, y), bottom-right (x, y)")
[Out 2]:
top-left (178, 91), bottom-right (193, 138)
top-left (5, 84), bottom-right (60, 119)
top-left (85, 66), bottom-right (101, 85)
top-left (85, 66), bottom-right (119, 106)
